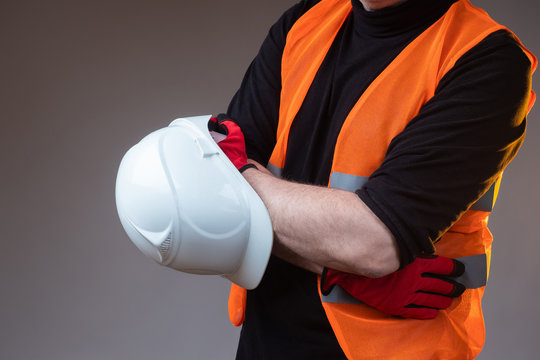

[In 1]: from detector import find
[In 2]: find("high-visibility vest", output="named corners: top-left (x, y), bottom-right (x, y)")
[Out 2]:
top-left (228, 0), bottom-right (537, 358)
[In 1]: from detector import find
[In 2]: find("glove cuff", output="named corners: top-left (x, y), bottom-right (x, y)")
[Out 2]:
top-left (239, 163), bottom-right (257, 173)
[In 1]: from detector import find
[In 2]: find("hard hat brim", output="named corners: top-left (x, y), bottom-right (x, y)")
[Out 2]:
top-left (223, 177), bottom-right (273, 290)
top-left (169, 115), bottom-right (273, 290)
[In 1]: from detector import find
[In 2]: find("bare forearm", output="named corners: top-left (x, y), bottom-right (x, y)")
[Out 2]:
top-left (272, 239), bottom-right (324, 275)
top-left (243, 162), bottom-right (400, 277)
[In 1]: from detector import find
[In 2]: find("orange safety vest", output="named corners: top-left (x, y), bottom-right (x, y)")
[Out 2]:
top-left (229, 0), bottom-right (537, 358)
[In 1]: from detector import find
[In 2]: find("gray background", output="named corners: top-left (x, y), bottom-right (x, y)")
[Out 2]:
top-left (1, 0), bottom-right (538, 359)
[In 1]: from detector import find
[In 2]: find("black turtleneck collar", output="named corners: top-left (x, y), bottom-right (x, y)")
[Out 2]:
top-left (351, 0), bottom-right (458, 38)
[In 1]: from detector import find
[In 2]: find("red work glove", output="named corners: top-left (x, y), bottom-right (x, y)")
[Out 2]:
top-left (321, 255), bottom-right (465, 320)
top-left (208, 114), bottom-right (256, 173)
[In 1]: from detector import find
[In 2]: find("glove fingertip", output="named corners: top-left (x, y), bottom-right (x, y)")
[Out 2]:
top-left (448, 281), bottom-right (466, 298)
top-left (402, 307), bottom-right (438, 320)
top-left (217, 113), bottom-right (230, 122)
top-left (450, 259), bottom-right (465, 277)
top-left (208, 117), bottom-right (218, 131)
top-left (439, 296), bottom-right (453, 309)
top-left (422, 309), bottom-right (438, 320)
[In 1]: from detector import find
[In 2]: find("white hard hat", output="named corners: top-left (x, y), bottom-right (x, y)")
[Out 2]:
top-left (115, 115), bottom-right (273, 289)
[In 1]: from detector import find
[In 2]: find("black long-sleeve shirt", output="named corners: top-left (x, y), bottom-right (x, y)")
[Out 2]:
top-left (227, 0), bottom-right (533, 358)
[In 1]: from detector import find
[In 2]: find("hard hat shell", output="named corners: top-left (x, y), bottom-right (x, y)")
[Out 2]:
top-left (115, 115), bottom-right (273, 290)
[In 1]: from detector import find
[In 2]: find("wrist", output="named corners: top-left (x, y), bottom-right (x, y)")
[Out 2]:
top-left (242, 163), bottom-right (271, 185)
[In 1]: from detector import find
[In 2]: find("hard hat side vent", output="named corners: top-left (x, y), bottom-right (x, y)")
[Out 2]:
top-left (159, 233), bottom-right (172, 260)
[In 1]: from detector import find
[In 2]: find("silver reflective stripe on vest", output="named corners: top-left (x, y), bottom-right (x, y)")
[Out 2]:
top-left (322, 284), bottom-right (363, 304)
top-left (453, 254), bottom-right (487, 289)
top-left (330, 169), bottom-right (498, 212)
top-left (321, 254), bottom-right (488, 304)
top-left (267, 163), bottom-right (283, 178)
top-left (470, 182), bottom-right (496, 212)
top-left (329, 172), bottom-right (368, 192)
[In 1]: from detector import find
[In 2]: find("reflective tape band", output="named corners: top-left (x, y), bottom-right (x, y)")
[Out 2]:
top-left (330, 170), bottom-right (498, 212)
top-left (321, 254), bottom-right (488, 304)
top-left (453, 253), bottom-right (488, 289)
top-left (267, 163), bottom-right (283, 178)
top-left (322, 284), bottom-right (362, 304)
top-left (265, 169), bottom-right (367, 190)
top-left (470, 182), bottom-right (496, 212)
top-left (329, 172), bottom-right (368, 192)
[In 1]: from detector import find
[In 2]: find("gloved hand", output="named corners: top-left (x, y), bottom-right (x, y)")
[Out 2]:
top-left (321, 255), bottom-right (466, 320)
top-left (208, 114), bottom-right (256, 173)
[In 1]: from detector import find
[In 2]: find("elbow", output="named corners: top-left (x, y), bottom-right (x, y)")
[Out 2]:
top-left (343, 237), bottom-right (401, 278)
top-left (364, 249), bottom-right (400, 278)
top-left (348, 195), bottom-right (400, 278)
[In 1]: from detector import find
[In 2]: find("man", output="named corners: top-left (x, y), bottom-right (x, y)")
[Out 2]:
top-left (216, 0), bottom-right (535, 358)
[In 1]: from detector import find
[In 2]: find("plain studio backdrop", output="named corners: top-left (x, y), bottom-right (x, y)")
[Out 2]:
top-left (1, 0), bottom-right (538, 359)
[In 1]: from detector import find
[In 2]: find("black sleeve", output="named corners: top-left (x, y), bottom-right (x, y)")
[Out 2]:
top-left (356, 30), bottom-right (534, 266)
top-left (227, 0), bottom-right (321, 164)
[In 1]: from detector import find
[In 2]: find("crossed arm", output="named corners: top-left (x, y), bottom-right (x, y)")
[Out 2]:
top-left (242, 160), bottom-right (400, 278)
top-left (227, 26), bottom-right (531, 280)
